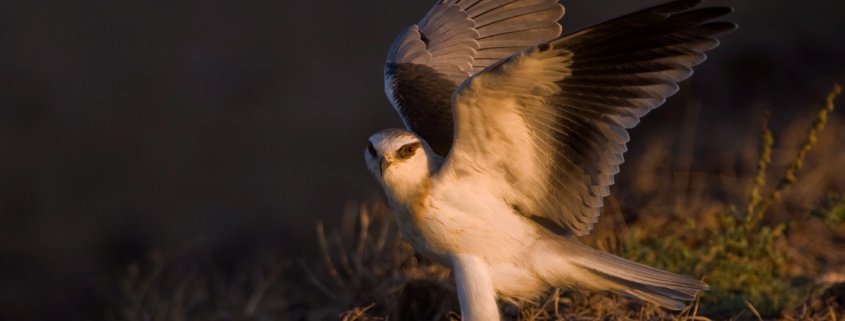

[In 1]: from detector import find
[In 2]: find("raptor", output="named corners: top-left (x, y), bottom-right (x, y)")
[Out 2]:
top-left (365, 0), bottom-right (735, 319)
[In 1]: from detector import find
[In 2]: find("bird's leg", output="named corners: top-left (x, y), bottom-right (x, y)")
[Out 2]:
top-left (451, 254), bottom-right (500, 321)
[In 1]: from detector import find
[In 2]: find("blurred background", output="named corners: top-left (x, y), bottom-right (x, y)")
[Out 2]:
top-left (1, 0), bottom-right (843, 320)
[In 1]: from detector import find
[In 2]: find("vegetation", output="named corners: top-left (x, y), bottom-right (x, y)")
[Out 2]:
top-left (619, 84), bottom-right (843, 318)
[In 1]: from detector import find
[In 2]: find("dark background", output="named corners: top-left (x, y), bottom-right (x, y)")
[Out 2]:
top-left (1, 0), bottom-right (843, 320)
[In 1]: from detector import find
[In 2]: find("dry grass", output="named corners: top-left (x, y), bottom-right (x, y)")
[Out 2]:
top-left (95, 85), bottom-right (845, 320)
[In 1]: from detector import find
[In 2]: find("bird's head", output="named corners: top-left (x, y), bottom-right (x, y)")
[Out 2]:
top-left (365, 129), bottom-right (438, 197)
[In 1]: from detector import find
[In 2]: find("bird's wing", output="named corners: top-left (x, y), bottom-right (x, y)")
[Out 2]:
top-left (437, 0), bottom-right (735, 236)
top-left (385, 0), bottom-right (565, 156)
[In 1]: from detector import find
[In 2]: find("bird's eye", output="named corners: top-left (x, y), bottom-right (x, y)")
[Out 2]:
top-left (367, 142), bottom-right (377, 156)
top-left (398, 143), bottom-right (419, 159)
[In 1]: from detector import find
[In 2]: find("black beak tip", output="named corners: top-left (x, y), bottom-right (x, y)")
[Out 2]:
top-left (380, 157), bottom-right (390, 176)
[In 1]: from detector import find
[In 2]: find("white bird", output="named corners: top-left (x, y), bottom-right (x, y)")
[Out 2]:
top-left (365, 0), bottom-right (735, 319)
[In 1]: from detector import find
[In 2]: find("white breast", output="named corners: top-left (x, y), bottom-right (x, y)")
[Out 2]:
top-left (415, 176), bottom-right (538, 260)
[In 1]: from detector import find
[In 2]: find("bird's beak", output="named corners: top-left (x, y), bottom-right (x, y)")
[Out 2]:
top-left (380, 156), bottom-right (391, 176)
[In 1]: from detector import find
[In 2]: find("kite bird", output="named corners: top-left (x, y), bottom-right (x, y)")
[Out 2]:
top-left (364, 0), bottom-right (735, 319)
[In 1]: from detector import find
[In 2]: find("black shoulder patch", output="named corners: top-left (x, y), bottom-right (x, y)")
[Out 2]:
top-left (387, 63), bottom-right (458, 156)
top-left (537, 42), bottom-right (552, 52)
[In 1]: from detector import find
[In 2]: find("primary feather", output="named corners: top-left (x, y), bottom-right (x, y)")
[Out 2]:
top-left (442, 0), bottom-right (736, 236)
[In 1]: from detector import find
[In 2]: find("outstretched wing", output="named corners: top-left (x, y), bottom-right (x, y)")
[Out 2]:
top-left (438, 0), bottom-right (736, 236)
top-left (385, 0), bottom-right (565, 156)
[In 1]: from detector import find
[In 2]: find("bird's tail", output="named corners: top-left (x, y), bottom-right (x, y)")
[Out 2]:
top-left (538, 238), bottom-right (708, 310)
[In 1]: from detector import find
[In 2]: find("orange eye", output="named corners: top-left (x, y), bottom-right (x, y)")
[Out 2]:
top-left (398, 143), bottom-right (419, 159)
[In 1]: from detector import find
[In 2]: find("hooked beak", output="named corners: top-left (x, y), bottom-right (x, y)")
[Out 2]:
top-left (380, 156), bottom-right (391, 176)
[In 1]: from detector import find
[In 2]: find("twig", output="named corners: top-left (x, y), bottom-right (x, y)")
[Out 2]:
top-left (746, 110), bottom-right (773, 224)
top-left (316, 222), bottom-right (346, 287)
top-left (771, 83), bottom-right (842, 201)
top-left (745, 300), bottom-right (765, 321)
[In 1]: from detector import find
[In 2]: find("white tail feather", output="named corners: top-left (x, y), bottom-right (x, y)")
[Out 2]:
top-left (537, 236), bottom-right (708, 310)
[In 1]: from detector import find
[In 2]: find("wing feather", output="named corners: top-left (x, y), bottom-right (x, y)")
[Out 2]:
top-left (438, 0), bottom-right (735, 235)
top-left (476, 18), bottom-right (556, 34)
top-left (465, 0), bottom-right (517, 17)
top-left (473, 2), bottom-right (563, 28)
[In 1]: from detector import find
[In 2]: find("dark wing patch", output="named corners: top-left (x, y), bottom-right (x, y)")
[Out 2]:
top-left (385, 63), bottom-right (456, 156)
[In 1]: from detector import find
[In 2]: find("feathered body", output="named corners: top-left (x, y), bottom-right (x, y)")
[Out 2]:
top-left (366, 1), bottom-right (735, 320)
top-left (367, 129), bottom-right (706, 319)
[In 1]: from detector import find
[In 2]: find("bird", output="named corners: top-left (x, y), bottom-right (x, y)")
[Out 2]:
top-left (364, 0), bottom-right (735, 319)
